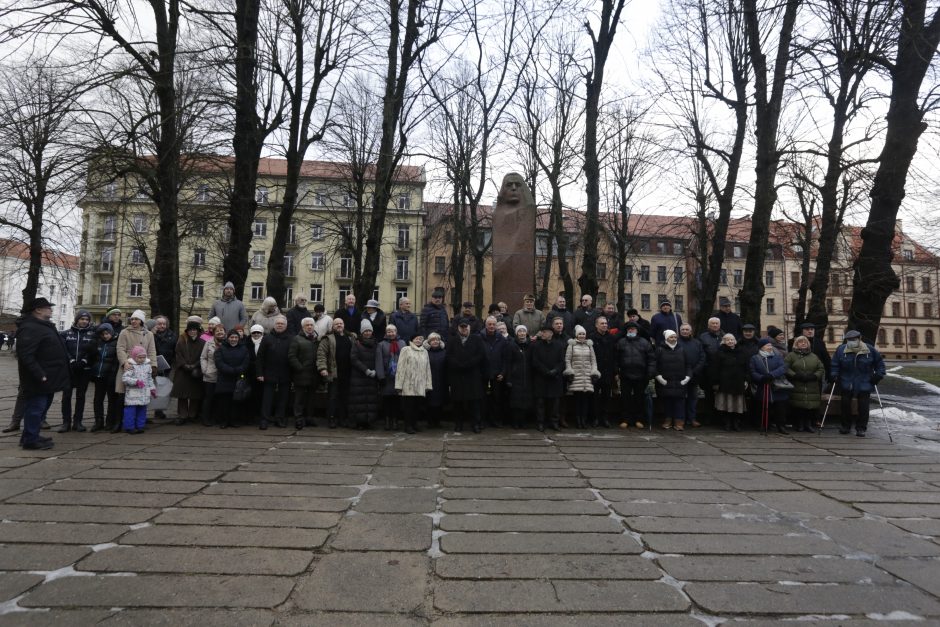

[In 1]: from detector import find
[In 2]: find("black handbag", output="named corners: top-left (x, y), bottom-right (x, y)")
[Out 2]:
top-left (233, 376), bottom-right (251, 401)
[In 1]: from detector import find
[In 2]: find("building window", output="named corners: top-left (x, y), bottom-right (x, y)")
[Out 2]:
top-left (906, 276), bottom-right (916, 292)
top-left (537, 259), bottom-right (547, 278)
top-left (311, 223), bottom-right (324, 240)
top-left (641, 294), bottom-right (650, 310)
top-left (732, 245), bottom-right (743, 258)
top-left (256, 186), bottom-right (269, 204)
top-left (892, 302), bottom-right (901, 317)
top-left (133, 213), bottom-right (148, 233)
top-left (637, 240), bottom-right (650, 254)
top-left (251, 250), bottom-right (265, 269)
top-left (343, 193), bottom-right (355, 207)
top-left (623, 293), bottom-right (633, 310)
top-left (285, 287), bottom-right (294, 304)
top-left (338, 285), bottom-right (351, 306)
top-left (192, 281), bottom-right (204, 299)
top-left (310, 252), bottom-right (325, 271)
top-left (193, 248), bottom-right (206, 267)
top-left (196, 184), bottom-right (210, 202)
top-left (902, 249), bottom-right (914, 261)
top-left (397, 224), bottom-right (410, 249)
top-left (398, 194), bottom-right (411, 210)
top-left (444, 230), bottom-right (453, 245)
top-left (192, 221), bottom-right (208, 236)
top-left (283, 253), bottom-right (295, 277)
top-left (673, 242), bottom-right (683, 256)
top-left (675, 295), bottom-right (684, 312)
top-left (792, 299), bottom-right (801, 314)
top-left (434, 256), bottom-right (446, 274)
top-left (129, 279), bottom-right (143, 297)
top-left (396, 256), bottom-right (409, 280)
top-left (98, 282), bottom-right (111, 305)
top-left (309, 284), bottom-right (323, 303)
top-left (658, 294), bottom-right (668, 308)
top-left (657, 266), bottom-right (667, 283)
top-left (100, 248), bottom-right (114, 272)
top-left (314, 189), bottom-right (327, 206)
top-left (926, 329), bottom-right (935, 347)
top-left (893, 329), bottom-right (904, 345)
top-left (372, 286), bottom-right (380, 302)
top-left (733, 269), bottom-right (742, 286)
top-left (624, 265), bottom-right (633, 282)
top-left (923, 277), bottom-right (932, 293)
top-left (342, 224), bottom-right (354, 243)
top-left (766, 298), bottom-right (775, 315)
top-left (765, 271), bottom-right (774, 287)
top-left (597, 263), bottom-right (607, 281)
top-left (250, 282), bottom-right (264, 301)
top-left (842, 299), bottom-right (851, 314)
top-left (656, 242), bottom-right (666, 254)
top-left (339, 256), bottom-right (353, 279)
top-left (792, 244), bottom-right (803, 257)
top-left (909, 302), bottom-right (918, 318)
top-left (910, 329), bottom-right (920, 346)
top-left (826, 299), bottom-right (833, 314)
top-left (252, 218), bottom-right (267, 238)
top-left (790, 271), bottom-right (800, 288)
top-left (287, 222), bottom-right (297, 245)
top-left (720, 269), bottom-right (727, 285)
top-left (395, 288), bottom-right (408, 306)
top-left (102, 214), bottom-right (117, 239)
top-left (925, 302), bottom-right (933, 318)
top-left (640, 265), bottom-right (650, 282)
top-left (674, 267), bottom-right (684, 283)
top-left (877, 328), bottom-right (887, 346)
top-left (829, 327), bottom-right (836, 343)
top-left (597, 292), bottom-right (607, 306)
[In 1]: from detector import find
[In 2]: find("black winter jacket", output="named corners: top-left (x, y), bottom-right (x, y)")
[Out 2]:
top-left (446, 333), bottom-right (486, 401)
top-left (61, 325), bottom-right (97, 372)
top-left (679, 335), bottom-right (707, 380)
top-left (349, 338), bottom-right (380, 423)
top-left (713, 345), bottom-right (749, 395)
top-left (286, 305), bottom-right (313, 336)
top-left (479, 331), bottom-right (507, 379)
top-left (92, 335), bottom-right (118, 381)
top-left (529, 336), bottom-right (566, 398)
top-left (214, 342), bottom-right (251, 394)
top-left (616, 335), bottom-right (656, 381)
top-left (427, 344), bottom-right (448, 407)
top-left (153, 328), bottom-right (178, 368)
top-left (504, 338), bottom-right (533, 409)
top-left (420, 303), bottom-right (449, 338)
top-left (17, 315), bottom-right (71, 395)
top-left (654, 343), bottom-right (691, 399)
top-left (257, 330), bottom-right (293, 383)
top-left (589, 330), bottom-right (619, 383)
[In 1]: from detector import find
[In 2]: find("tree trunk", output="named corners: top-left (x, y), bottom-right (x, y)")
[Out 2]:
top-left (21, 208), bottom-right (43, 314)
top-left (222, 0), bottom-right (263, 301)
top-left (739, 0), bottom-right (800, 331)
top-left (850, 2), bottom-right (940, 342)
top-left (578, 0), bottom-right (625, 300)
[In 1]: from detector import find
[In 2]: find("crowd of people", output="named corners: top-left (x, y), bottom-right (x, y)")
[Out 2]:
top-left (9, 284), bottom-right (887, 450)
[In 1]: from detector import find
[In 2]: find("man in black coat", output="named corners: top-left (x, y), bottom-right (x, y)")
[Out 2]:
top-left (546, 295), bottom-right (575, 337)
top-left (479, 316), bottom-right (508, 427)
top-left (697, 317), bottom-right (723, 424)
top-left (588, 316), bottom-right (618, 427)
top-left (285, 295), bottom-right (313, 336)
top-left (58, 309), bottom-right (97, 433)
top-left (446, 318), bottom-right (487, 432)
top-left (530, 323), bottom-right (566, 432)
top-left (257, 315), bottom-right (293, 429)
top-left (679, 323), bottom-right (708, 427)
top-left (626, 309), bottom-right (652, 341)
top-left (449, 302), bottom-right (481, 339)
top-left (420, 288), bottom-right (450, 339)
top-left (334, 293), bottom-right (362, 335)
top-left (616, 321), bottom-right (656, 429)
top-left (16, 298), bottom-right (70, 450)
top-left (715, 296), bottom-right (743, 339)
top-left (573, 295), bottom-right (600, 331)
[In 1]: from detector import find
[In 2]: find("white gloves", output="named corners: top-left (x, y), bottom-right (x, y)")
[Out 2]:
top-left (365, 369), bottom-right (376, 378)
top-left (655, 375), bottom-right (667, 386)
top-left (680, 376), bottom-right (690, 386)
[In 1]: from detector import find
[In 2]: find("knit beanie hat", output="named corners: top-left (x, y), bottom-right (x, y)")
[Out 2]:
top-left (360, 319), bottom-right (373, 333)
top-left (130, 345), bottom-right (146, 358)
top-left (575, 325), bottom-right (587, 337)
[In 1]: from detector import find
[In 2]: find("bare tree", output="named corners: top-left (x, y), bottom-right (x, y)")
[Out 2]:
top-left (0, 61), bottom-right (86, 312)
top-left (738, 0), bottom-right (802, 330)
top-left (578, 0), bottom-right (626, 300)
top-left (651, 0), bottom-right (750, 331)
top-left (513, 33), bottom-right (584, 312)
top-left (794, 0), bottom-right (897, 332)
top-left (355, 0), bottom-right (446, 308)
top-left (264, 0), bottom-right (359, 306)
top-left (849, 0), bottom-right (940, 342)
top-left (0, 0), bottom-right (190, 325)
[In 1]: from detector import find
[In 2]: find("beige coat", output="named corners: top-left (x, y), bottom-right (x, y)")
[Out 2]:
top-left (115, 326), bottom-right (157, 393)
top-left (200, 340), bottom-right (220, 383)
top-left (394, 344), bottom-right (433, 397)
top-left (564, 339), bottom-right (600, 393)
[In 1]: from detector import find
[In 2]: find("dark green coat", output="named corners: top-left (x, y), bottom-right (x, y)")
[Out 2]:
top-left (784, 350), bottom-right (825, 410)
top-left (288, 332), bottom-right (319, 387)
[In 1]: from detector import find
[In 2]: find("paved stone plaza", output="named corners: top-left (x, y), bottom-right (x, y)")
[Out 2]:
top-left (0, 354), bottom-right (939, 625)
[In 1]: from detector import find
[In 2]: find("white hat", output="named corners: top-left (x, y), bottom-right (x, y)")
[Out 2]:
top-left (208, 316), bottom-right (222, 325)
top-left (663, 330), bottom-right (677, 339)
top-left (366, 299), bottom-right (380, 309)
top-left (575, 325), bottom-right (587, 336)
top-left (250, 324), bottom-right (264, 334)
top-left (130, 309), bottom-right (147, 323)
top-left (360, 319), bottom-right (373, 333)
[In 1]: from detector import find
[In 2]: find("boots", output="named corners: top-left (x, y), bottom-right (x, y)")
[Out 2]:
top-left (731, 416), bottom-right (742, 432)
top-left (384, 416), bottom-right (393, 431)
top-left (57, 421), bottom-right (71, 433)
top-left (1, 420), bottom-right (20, 433)
top-left (801, 418), bottom-right (816, 433)
top-left (775, 416), bottom-right (789, 435)
top-left (73, 420), bottom-right (86, 433)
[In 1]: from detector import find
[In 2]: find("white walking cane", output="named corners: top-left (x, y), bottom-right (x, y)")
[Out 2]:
top-left (873, 385), bottom-right (894, 444)
top-left (818, 381), bottom-right (836, 434)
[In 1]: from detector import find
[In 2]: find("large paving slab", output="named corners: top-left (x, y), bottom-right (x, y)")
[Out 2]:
top-left (0, 358), bottom-right (938, 626)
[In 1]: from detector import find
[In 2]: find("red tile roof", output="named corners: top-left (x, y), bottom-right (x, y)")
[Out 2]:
top-left (0, 238), bottom-right (79, 270)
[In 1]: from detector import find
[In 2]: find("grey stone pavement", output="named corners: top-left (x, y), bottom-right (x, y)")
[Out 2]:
top-left (0, 354), bottom-right (939, 625)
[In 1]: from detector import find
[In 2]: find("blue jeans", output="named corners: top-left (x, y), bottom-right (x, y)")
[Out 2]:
top-left (21, 393), bottom-right (53, 446)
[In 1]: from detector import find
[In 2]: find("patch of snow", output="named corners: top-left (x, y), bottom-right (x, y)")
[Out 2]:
top-left (89, 543), bottom-right (118, 552)
top-left (689, 612), bottom-right (726, 627)
top-left (31, 565), bottom-right (95, 583)
top-left (879, 406), bottom-right (932, 425)
top-left (888, 372), bottom-right (940, 396)
top-left (866, 611), bottom-right (925, 621)
top-left (0, 596), bottom-right (46, 616)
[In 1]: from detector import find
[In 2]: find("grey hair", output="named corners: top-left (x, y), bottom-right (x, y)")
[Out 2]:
top-left (274, 314), bottom-right (288, 324)
top-left (722, 333), bottom-right (736, 342)
top-left (708, 317), bottom-right (721, 325)
top-left (301, 317), bottom-right (315, 326)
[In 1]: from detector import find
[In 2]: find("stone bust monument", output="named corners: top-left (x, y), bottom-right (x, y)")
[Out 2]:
top-left (492, 173), bottom-right (536, 308)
